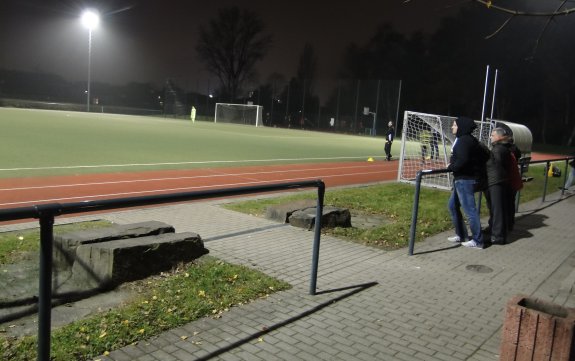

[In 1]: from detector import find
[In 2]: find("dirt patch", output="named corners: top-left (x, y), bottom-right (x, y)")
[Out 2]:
top-left (350, 212), bottom-right (392, 229)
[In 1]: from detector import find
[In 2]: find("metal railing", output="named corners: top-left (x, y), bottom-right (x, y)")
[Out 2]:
top-left (0, 180), bottom-right (326, 361)
top-left (408, 156), bottom-right (574, 256)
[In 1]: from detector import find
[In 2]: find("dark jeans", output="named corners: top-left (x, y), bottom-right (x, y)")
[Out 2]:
top-left (385, 141), bottom-right (392, 159)
top-left (448, 179), bottom-right (483, 243)
top-left (430, 142), bottom-right (439, 159)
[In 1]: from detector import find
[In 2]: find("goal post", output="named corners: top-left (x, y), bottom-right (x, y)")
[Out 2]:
top-left (398, 111), bottom-right (492, 190)
top-left (214, 103), bottom-right (264, 127)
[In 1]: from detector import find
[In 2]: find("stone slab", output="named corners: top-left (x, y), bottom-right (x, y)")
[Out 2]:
top-left (264, 199), bottom-right (318, 223)
top-left (288, 206), bottom-right (352, 230)
top-left (54, 221), bottom-right (175, 269)
top-left (72, 232), bottom-right (208, 288)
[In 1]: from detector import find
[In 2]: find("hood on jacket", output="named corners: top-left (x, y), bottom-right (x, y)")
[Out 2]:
top-left (455, 116), bottom-right (476, 137)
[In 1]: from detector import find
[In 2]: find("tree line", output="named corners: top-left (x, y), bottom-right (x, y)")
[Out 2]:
top-left (1, 4), bottom-right (574, 145)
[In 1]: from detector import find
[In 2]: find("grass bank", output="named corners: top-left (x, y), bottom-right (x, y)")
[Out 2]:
top-left (224, 162), bottom-right (567, 250)
top-left (0, 222), bottom-right (291, 361)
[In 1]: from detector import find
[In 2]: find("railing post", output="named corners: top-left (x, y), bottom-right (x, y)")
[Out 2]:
top-left (310, 181), bottom-right (325, 295)
top-left (542, 161), bottom-right (550, 202)
top-left (408, 170), bottom-right (424, 256)
top-left (37, 213), bottom-right (55, 361)
top-left (561, 159), bottom-right (569, 195)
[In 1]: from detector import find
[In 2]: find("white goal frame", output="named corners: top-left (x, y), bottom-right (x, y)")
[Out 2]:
top-left (214, 103), bottom-right (264, 127)
top-left (398, 111), bottom-right (492, 190)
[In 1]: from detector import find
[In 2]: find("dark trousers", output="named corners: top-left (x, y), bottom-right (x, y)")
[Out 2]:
top-left (430, 142), bottom-right (439, 159)
top-left (507, 190), bottom-right (517, 232)
top-left (385, 141), bottom-right (392, 159)
top-left (485, 184), bottom-right (509, 243)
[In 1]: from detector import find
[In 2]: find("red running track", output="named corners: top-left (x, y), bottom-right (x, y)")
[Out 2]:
top-left (0, 152), bottom-right (561, 217)
top-left (0, 161), bottom-right (399, 210)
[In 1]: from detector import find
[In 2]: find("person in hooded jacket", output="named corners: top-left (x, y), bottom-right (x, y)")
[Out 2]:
top-left (446, 116), bottom-right (485, 249)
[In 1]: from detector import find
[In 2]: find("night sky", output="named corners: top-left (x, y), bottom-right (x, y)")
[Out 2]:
top-left (0, 0), bottom-right (459, 91)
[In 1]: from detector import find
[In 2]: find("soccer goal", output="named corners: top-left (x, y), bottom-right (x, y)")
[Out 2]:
top-left (398, 111), bottom-right (492, 190)
top-left (214, 103), bottom-right (264, 127)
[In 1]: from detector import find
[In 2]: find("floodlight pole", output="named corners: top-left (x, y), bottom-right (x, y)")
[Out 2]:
top-left (86, 28), bottom-right (93, 112)
top-left (81, 9), bottom-right (99, 113)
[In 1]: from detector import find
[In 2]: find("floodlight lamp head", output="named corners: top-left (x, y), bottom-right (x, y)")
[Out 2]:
top-left (81, 9), bottom-right (100, 30)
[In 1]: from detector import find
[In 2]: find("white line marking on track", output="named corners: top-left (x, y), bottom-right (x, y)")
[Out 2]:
top-left (0, 165), bottom-right (394, 192)
top-left (0, 156), bottom-right (383, 172)
top-left (0, 170), bottom-right (385, 207)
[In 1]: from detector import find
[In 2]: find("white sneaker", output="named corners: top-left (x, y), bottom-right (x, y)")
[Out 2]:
top-left (447, 235), bottom-right (461, 242)
top-left (462, 239), bottom-right (483, 249)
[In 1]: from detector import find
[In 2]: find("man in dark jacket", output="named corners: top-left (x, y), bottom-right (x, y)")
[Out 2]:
top-left (484, 127), bottom-right (513, 244)
top-left (446, 116), bottom-right (484, 249)
top-left (385, 121), bottom-right (394, 161)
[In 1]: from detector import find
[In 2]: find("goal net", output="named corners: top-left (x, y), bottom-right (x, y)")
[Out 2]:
top-left (398, 111), bottom-right (491, 190)
top-left (214, 103), bottom-right (264, 127)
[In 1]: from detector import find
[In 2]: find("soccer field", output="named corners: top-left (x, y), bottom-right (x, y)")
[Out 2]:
top-left (0, 108), bottom-right (395, 178)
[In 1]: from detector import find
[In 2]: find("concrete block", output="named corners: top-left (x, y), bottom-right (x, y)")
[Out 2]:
top-left (54, 221), bottom-right (175, 269)
top-left (72, 232), bottom-right (208, 288)
top-left (288, 206), bottom-right (352, 230)
top-left (264, 200), bottom-right (317, 223)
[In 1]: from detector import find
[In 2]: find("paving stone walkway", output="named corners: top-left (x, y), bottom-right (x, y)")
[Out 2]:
top-left (1, 190), bottom-right (574, 360)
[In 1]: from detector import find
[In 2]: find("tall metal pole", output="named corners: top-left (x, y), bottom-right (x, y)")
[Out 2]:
top-left (373, 80), bottom-right (381, 136)
top-left (354, 80), bottom-right (360, 133)
top-left (489, 69), bottom-right (499, 130)
top-left (479, 65), bottom-right (490, 142)
top-left (86, 28), bottom-right (92, 112)
top-left (336, 80), bottom-right (341, 128)
top-left (477, 65), bottom-right (490, 210)
top-left (301, 79), bottom-right (306, 128)
top-left (82, 10), bottom-right (99, 113)
top-left (394, 79), bottom-right (402, 138)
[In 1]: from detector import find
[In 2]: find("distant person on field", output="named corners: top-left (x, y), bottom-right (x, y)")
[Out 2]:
top-left (430, 129), bottom-right (440, 160)
top-left (446, 116), bottom-right (485, 249)
top-left (419, 127), bottom-right (432, 164)
top-left (385, 121), bottom-right (394, 161)
top-left (484, 127), bottom-right (513, 244)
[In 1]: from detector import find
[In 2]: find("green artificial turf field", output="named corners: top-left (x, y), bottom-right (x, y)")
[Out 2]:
top-left (0, 108), bottom-right (394, 178)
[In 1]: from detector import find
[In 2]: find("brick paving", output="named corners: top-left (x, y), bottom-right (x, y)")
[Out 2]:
top-left (1, 190), bottom-right (574, 360)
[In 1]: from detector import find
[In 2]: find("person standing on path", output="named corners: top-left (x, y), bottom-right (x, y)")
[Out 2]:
top-left (446, 116), bottom-right (485, 249)
top-left (385, 121), bottom-right (394, 161)
top-left (559, 151), bottom-right (575, 191)
top-left (484, 127), bottom-right (513, 244)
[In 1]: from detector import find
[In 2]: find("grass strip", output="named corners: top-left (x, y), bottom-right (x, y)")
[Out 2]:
top-left (0, 256), bottom-right (290, 361)
top-left (0, 221), bottom-right (112, 265)
top-left (224, 163), bottom-right (567, 249)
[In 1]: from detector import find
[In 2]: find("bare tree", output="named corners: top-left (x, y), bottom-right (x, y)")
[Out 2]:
top-left (406, 0), bottom-right (575, 56)
top-left (196, 7), bottom-right (272, 102)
